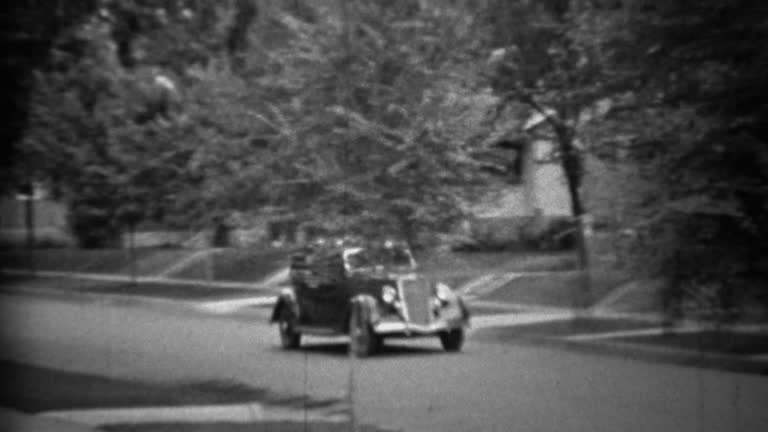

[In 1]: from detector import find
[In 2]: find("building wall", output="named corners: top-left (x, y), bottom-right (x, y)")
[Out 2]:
top-left (0, 197), bottom-right (69, 230)
top-left (528, 139), bottom-right (572, 217)
top-left (469, 139), bottom-right (571, 220)
top-left (460, 139), bottom-right (573, 247)
top-left (471, 185), bottom-right (531, 219)
top-left (0, 197), bottom-right (74, 247)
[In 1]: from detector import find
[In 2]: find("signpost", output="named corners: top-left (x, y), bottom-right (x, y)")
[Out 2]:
top-left (348, 301), bottom-right (360, 432)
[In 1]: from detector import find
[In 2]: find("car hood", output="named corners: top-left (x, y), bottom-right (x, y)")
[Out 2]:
top-left (349, 267), bottom-right (420, 280)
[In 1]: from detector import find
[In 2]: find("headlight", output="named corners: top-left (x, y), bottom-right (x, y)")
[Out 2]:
top-left (435, 282), bottom-right (452, 302)
top-left (381, 285), bottom-right (397, 304)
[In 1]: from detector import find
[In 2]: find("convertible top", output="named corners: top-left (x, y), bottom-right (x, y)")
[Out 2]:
top-left (289, 238), bottom-right (413, 288)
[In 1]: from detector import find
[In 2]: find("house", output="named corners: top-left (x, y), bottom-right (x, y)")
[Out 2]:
top-left (0, 184), bottom-right (74, 247)
top-left (459, 110), bottom-right (573, 248)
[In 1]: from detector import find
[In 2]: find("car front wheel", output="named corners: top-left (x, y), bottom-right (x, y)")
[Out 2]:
top-left (349, 317), bottom-right (381, 357)
top-left (278, 312), bottom-right (301, 349)
top-left (439, 328), bottom-right (464, 352)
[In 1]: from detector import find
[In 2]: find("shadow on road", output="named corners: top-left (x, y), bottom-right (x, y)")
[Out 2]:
top-left (273, 342), bottom-right (445, 358)
top-left (0, 361), bottom-right (343, 413)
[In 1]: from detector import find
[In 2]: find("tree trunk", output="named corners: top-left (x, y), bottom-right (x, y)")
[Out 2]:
top-left (129, 222), bottom-right (137, 285)
top-left (24, 194), bottom-right (35, 274)
top-left (554, 123), bottom-right (593, 312)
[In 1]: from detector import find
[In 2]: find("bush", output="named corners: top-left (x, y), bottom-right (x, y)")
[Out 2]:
top-left (451, 216), bottom-right (577, 252)
top-left (520, 217), bottom-right (577, 251)
top-left (68, 205), bottom-right (122, 248)
top-left (0, 228), bottom-right (76, 249)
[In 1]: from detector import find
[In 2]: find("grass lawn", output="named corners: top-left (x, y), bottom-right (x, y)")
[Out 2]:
top-left (0, 275), bottom-right (270, 300)
top-left (0, 249), bottom-right (192, 276)
top-left (415, 250), bottom-right (578, 277)
top-left (169, 249), bottom-right (288, 282)
top-left (81, 282), bottom-right (266, 300)
top-left (481, 269), bottom-right (628, 309)
top-left (0, 274), bottom-right (110, 291)
top-left (1, 248), bottom-right (289, 282)
top-left (3, 248), bottom-right (583, 287)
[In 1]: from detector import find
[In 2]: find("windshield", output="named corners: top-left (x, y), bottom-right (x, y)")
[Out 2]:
top-left (382, 247), bottom-right (413, 267)
top-left (346, 249), bottom-right (374, 269)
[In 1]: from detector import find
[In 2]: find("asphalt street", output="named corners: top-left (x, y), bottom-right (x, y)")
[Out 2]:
top-left (1, 292), bottom-right (768, 432)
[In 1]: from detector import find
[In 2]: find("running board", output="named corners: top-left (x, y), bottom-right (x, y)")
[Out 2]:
top-left (295, 326), bottom-right (343, 336)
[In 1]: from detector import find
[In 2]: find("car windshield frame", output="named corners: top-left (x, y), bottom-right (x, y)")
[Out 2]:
top-left (343, 246), bottom-right (415, 272)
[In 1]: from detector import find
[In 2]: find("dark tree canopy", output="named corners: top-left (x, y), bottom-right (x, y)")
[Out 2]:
top-left (8, 0), bottom-right (768, 314)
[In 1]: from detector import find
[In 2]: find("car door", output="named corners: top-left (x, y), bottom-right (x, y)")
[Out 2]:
top-left (297, 253), bottom-right (350, 328)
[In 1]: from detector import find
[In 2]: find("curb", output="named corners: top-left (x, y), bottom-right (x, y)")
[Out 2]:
top-left (0, 408), bottom-right (96, 432)
top-left (41, 402), bottom-right (349, 426)
top-left (0, 281), bottom-right (281, 326)
top-left (494, 332), bottom-right (768, 376)
top-left (0, 283), bottom-right (210, 315)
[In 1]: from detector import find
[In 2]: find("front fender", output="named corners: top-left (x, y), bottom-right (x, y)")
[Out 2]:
top-left (270, 288), bottom-right (299, 323)
top-left (457, 296), bottom-right (471, 323)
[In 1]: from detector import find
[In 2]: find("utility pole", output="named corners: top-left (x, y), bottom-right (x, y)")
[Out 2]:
top-left (23, 183), bottom-right (36, 274)
top-left (338, 2), bottom-right (360, 429)
top-left (348, 300), bottom-right (360, 432)
top-left (129, 221), bottom-right (137, 285)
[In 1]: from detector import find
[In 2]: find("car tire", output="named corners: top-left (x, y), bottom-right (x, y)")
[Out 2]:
top-left (278, 312), bottom-right (301, 349)
top-left (349, 318), bottom-right (380, 357)
top-left (439, 328), bottom-right (464, 352)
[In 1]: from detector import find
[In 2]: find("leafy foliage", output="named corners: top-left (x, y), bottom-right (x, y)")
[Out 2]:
top-left (480, 0), bottom-right (768, 315)
top-left (628, 1), bottom-right (768, 314)
top-left (13, 0), bottom-right (767, 318)
top-left (578, 0), bottom-right (768, 315)
top-left (15, 0), bottom-right (494, 246)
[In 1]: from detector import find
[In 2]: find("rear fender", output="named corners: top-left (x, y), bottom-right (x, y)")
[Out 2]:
top-left (270, 288), bottom-right (299, 323)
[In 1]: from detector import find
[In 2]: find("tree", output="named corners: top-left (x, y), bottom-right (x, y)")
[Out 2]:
top-left (598, 0), bottom-right (768, 320)
top-left (21, 7), bottom-right (198, 246)
top-left (222, 0), bottom-right (494, 245)
top-left (483, 0), bottom-right (768, 319)
top-left (1, 0), bottom-right (99, 192)
top-left (482, 0), bottom-right (621, 307)
top-left (16, 0), bottom-right (495, 247)
top-left (17, 0), bottom-right (270, 245)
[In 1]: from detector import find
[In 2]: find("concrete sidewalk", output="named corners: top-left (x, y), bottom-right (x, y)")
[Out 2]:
top-left (41, 402), bottom-right (348, 427)
top-left (0, 408), bottom-right (95, 432)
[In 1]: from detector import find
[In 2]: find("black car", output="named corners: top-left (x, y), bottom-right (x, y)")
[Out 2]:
top-left (270, 240), bottom-right (470, 357)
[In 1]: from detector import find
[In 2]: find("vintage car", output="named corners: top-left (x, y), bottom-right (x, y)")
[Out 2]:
top-left (270, 240), bottom-right (470, 356)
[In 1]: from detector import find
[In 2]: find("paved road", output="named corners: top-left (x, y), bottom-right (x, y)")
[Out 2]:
top-left (1, 292), bottom-right (768, 432)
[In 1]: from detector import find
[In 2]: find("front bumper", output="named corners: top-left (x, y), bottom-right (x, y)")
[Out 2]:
top-left (372, 295), bottom-right (471, 336)
top-left (372, 316), bottom-right (468, 336)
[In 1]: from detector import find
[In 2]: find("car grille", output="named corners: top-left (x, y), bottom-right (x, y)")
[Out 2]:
top-left (400, 278), bottom-right (432, 325)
